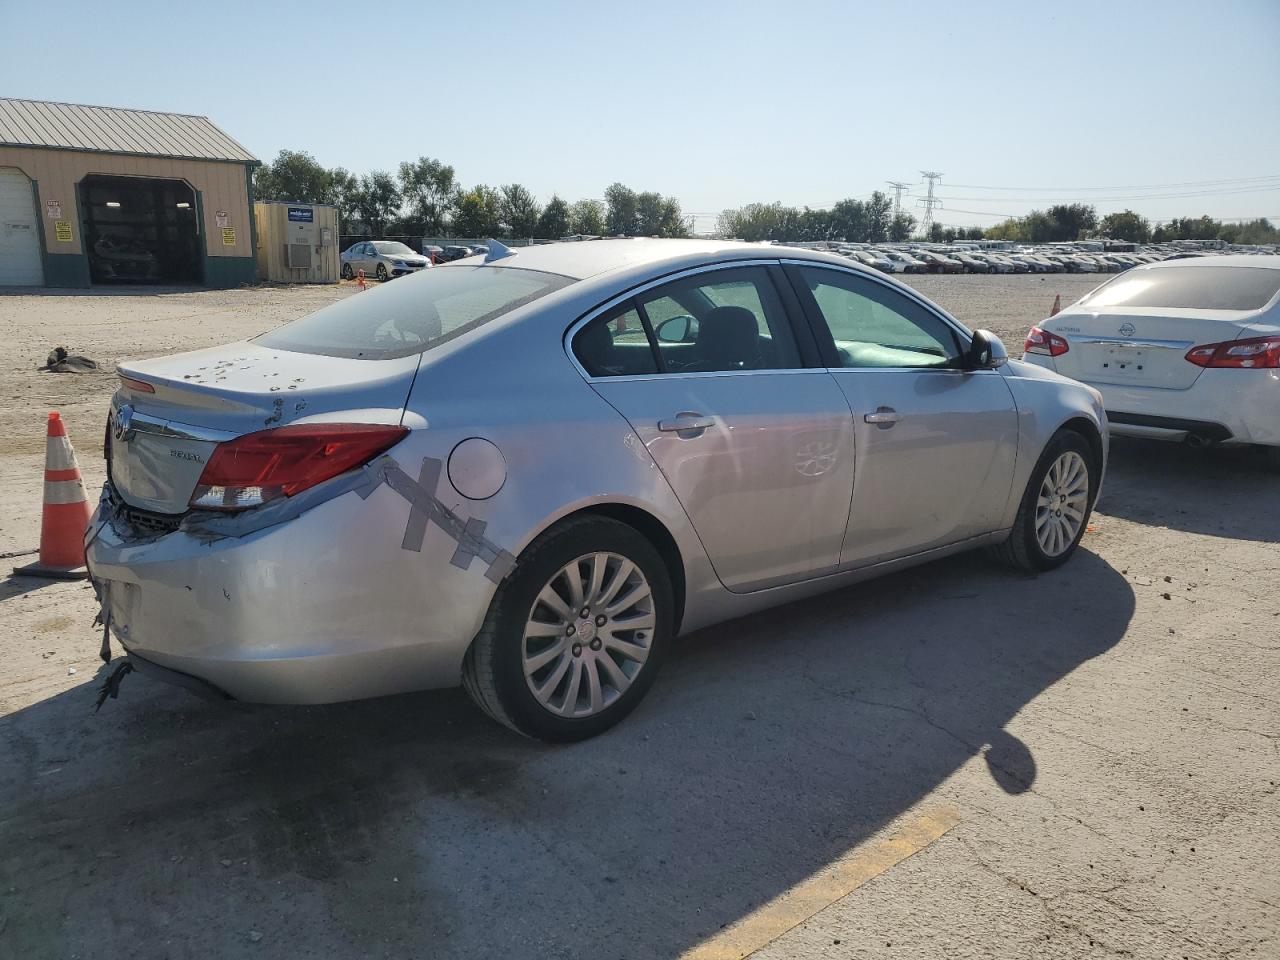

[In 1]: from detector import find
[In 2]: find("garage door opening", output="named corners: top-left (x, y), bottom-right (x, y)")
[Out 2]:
top-left (79, 175), bottom-right (202, 284)
top-left (0, 166), bottom-right (43, 286)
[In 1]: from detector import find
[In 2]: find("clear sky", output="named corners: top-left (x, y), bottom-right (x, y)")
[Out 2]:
top-left (4, 0), bottom-right (1278, 233)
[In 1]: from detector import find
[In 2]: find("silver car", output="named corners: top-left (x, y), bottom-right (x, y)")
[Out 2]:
top-left (89, 240), bottom-right (1107, 740)
top-left (340, 240), bottom-right (431, 281)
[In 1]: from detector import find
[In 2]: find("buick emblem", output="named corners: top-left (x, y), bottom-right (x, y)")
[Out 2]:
top-left (112, 404), bottom-right (135, 443)
top-left (1118, 322), bottom-right (1136, 337)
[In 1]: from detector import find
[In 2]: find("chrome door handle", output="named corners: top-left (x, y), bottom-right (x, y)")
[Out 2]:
top-left (863, 407), bottom-right (899, 426)
top-left (658, 415), bottom-right (715, 432)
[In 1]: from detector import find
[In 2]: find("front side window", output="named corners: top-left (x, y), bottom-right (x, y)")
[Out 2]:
top-left (258, 265), bottom-right (573, 359)
top-left (797, 266), bottom-right (962, 369)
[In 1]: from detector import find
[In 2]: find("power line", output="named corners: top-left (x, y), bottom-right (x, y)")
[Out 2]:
top-left (934, 185), bottom-right (1280, 204)
top-left (944, 174), bottom-right (1280, 192)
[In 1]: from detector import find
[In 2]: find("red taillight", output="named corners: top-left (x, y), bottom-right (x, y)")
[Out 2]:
top-left (119, 375), bottom-right (155, 393)
top-left (1185, 335), bottom-right (1280, 369)
top-left (190, 423), bottom-right (408, 511)
top-left (1024, 325), bottom-right (1070, 357)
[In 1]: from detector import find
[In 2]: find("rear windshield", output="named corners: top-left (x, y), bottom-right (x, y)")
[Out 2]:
top-left (1080, 266), bottom-right (1280, 312)
top-left (256, 265), bottom-right (574, 359)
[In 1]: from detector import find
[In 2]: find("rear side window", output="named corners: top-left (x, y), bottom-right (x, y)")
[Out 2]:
top-left (257, 265), bottom-right (573, 359)
top-left (1080, 266), bottom-right (1280, 311)
top-left (572, 302), bottom-right (659, 378)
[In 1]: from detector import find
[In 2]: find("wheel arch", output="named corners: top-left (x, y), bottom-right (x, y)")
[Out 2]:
top-left (521, 502), bottom-right (688, 634)
top-left (1057, 415), bottom-right (1106, 499)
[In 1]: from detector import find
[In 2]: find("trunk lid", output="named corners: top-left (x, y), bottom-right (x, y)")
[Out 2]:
top-left (110, 342), bottom-right (419, 514)
top-left (1043, 308), bottom-right (1255, 391)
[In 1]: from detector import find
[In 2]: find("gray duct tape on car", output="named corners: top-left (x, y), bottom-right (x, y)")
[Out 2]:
top-left (179, 455), bottom-right (517, 583)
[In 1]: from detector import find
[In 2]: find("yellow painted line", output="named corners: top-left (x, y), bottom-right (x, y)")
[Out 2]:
top-left (682, 806), bottom-right (962, 960)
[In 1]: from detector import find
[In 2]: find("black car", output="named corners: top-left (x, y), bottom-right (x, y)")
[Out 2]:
top-left (437, 245), bottom-right (475, 263)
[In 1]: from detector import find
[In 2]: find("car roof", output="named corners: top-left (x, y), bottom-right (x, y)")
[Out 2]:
top-left (1142, 253), bottom-right (1280, 270)
top-left (446, 238), bottom-right (819, 281)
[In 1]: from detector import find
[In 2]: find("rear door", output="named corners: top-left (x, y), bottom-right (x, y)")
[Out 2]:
top-left (573, 263), bottom-right (856, 593)
top-left (785, 263), bottom-right (1019, 568)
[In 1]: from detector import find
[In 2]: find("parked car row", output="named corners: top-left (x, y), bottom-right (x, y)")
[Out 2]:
top-left (340, 242), bottom-right (492, 280)
top-left (828, 243), bottom-right (1262, 277)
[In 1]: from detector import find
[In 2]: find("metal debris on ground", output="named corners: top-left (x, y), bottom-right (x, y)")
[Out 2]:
top-left (41, 346), bottom-right (100, 373)
top-left (95, 659), bottom-right (134, 711)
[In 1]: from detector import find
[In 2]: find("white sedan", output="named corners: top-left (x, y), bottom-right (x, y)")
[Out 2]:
top-left (1022, 255), bottom-right (1280, 470)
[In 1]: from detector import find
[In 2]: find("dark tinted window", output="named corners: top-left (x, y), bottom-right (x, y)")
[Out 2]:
top-left (572, 302), bottom-right (659, 378)
top-left (257, 265), bottom-right (573, 359)
top-left (1080, 266), bottom-right (1280, 311)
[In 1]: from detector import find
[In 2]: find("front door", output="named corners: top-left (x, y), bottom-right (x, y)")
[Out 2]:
top-left (785, 263), bottom-right (1020, 568)
top-left (573, 264), bottom-right (856, 592)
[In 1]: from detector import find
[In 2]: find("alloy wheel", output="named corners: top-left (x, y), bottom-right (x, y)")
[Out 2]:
top-left (1035, 451), bottom-right (1089, 557)
top-left (522, 552), bottom-right (655, 718)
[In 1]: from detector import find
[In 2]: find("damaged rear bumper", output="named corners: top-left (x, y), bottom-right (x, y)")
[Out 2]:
top-left (125, 650), bottom-right (235, 702)
top-left (86, 469), bottom-right (499, 705)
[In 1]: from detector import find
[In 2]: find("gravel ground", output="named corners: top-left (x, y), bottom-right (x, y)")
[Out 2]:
top-left (0, 273), bottom-right (1275, 960)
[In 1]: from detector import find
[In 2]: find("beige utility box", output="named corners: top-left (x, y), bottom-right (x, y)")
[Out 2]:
top-left (254, 201), bottom-right (339, 283)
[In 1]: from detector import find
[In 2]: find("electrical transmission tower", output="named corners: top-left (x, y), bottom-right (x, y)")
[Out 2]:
top-left (917, 170), bottom-right (944, 236)
top-left (886, 181), bottom-right (910, 217)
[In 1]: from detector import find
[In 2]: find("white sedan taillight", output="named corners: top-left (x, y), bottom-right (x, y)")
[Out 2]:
top-left (1024, 325), bottom-right (1070, 357)
top-left (1185, 335), bottom-right (1280, 369)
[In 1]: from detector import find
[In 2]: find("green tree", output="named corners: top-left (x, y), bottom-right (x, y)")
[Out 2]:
top-left (927, 221), bottom-right (946, 242)
top-left (328, 167), bottom-right (361, 229)
top-left (1098, 209), bottom-right (1150, 242)
top-left (568, 199), bottom-right (606, 236)
top-left (829, 199), bottom-right (867, 242)
top-left (866, 191), bottom-right (893, 243)
top-left (452, 185), bottom-right (502, 238)
top-left (355, 171), bottom-right (401, 238)
top-left (537, 195), bottom-right (571, 238)
top-left (657, 197), bottom-right (689, 238)
top-left (499, 183), bottom-right (541, 237)
top-left (252, 149), bottom-right (334, 203)
top-left (397, 157), bottom-right (457, 234)
top-left (984, 218), bottom-right (1023, 241)
top-left (1219, 218), bottom-right (1279, 245)
top-left (634, 191), bottom-right (666, 235)
top-left (605, 183), bottom-right (638, 235)
top-left (889, 211), bottom-right (916, 242)
top-left (1046, 203), bottom-right (1099, 241)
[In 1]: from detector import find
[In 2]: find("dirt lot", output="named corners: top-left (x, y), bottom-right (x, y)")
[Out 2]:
top-left (1, 274), bottom-right (1276, 960)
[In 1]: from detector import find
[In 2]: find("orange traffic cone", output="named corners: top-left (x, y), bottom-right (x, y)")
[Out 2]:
top-left (13, 412), bottom-right (93, 580)
top-left (1050, 294), bottom-right (1062, 316)
top-left (357, 268), bottom-right (367, 291)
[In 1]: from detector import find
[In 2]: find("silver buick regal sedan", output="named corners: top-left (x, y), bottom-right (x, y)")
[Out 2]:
top-left (89, 239), bottom-right (1107, 740)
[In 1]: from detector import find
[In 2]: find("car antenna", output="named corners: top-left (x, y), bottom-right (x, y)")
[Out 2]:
top-left (485, 239), bottom-right (516, 262)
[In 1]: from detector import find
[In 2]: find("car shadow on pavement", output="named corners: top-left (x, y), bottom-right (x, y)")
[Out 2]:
top-left (0, 549), bottom-right (1133, 959)
top-left (1099, 437), bottom-right (1280, 542)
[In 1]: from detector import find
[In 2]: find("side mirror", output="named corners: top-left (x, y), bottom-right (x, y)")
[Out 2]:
top-left (966, 329), bottom-right (1008, 370)
top-left (656, 314), bottom-right (697, 344)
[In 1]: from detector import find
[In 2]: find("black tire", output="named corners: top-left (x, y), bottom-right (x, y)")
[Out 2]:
top-left (376, 264), bottom-right (389, 281)
top-left (341, 263), bottom-right (353, 280)
top-left (462, 515), bottom-right (674, 741)
top-left (988, 429), bottom-right (1098, 573)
